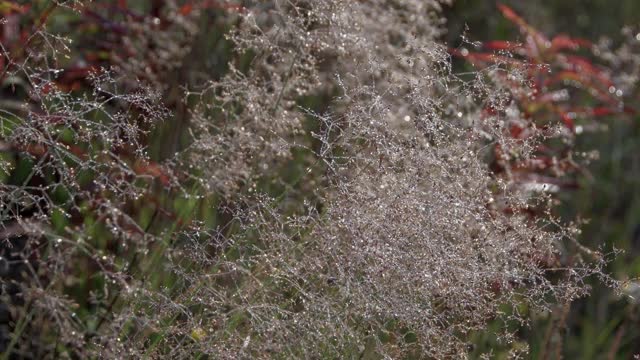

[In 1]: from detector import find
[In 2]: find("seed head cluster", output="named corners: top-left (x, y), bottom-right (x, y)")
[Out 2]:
top-left (0, 1), bottom-right (617, 358)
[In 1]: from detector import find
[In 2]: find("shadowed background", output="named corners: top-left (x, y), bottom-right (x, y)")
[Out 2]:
top-left (446, 1), bottom-right (640, 358)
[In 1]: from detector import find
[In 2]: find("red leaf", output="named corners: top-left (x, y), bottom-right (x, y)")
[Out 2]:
top-left (179, 4), bottom-right (194, 15)
top-left (563, 55), bottom-right (614, 88)
top-left (550, 35), bottom-right (591, 52)
top-left (559, 111), bottom-right (575, 130)
top-left (545, 71), bottom-right (615, 103)
top-left (450, 49), bottom-right (528, 68)
top-left (497, 3), bottom-right (548, 45)
top-left (496, 3), bottom-right (528, 29)
top-left (591, 107), bottom-right (616, 117)
top-left (509, 124), bottom-right (524, 138)
top-left (133, 161), bottom-right (171, 186)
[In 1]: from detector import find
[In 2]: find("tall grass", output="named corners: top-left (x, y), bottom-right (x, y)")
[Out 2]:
top-left (0, 1), bottom-right (634, 358)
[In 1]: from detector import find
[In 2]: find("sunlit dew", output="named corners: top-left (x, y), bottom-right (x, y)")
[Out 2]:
top-left (1, 0), bottom-right (620, 358)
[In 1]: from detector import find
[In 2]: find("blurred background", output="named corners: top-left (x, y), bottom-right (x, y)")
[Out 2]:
top-left (446, 0), bottom-right (640, 43)
top-left (445, 1), bottom-right (640, 358)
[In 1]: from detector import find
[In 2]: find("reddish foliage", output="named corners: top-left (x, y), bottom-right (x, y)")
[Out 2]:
top-left (453, 3), bottom-right (634, 197)
top-left (0, 0), bottom-right (185, 238)
top-left (132, 161), bottom-right (171, 186)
